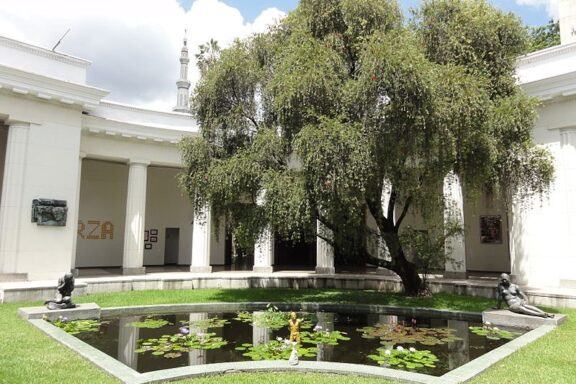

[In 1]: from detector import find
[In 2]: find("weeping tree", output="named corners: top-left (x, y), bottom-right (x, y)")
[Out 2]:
top-left (180, 0), bottom-right (553, 295)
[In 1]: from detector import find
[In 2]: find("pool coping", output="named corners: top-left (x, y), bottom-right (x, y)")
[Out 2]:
top-left (25, 303), bottom-right (558, 384)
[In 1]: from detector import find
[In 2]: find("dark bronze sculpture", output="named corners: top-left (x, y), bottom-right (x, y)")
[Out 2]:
top-left (496, 273), bottom-right (553, 318)
top-left (45, 273), bottom-right (76, 310)
top-left (32, 199), bottom-right (68, 226)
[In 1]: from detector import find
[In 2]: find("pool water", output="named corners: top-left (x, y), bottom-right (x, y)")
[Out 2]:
top-left (71, 311), bottom-right (523, 376)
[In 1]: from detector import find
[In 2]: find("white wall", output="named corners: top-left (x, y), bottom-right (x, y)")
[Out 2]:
top-left (81, 134), bottom-right (182, 167)
top-left (143, 166), bottom-right (194, 266)
top-left (510, 97), bottom-right (576, 287)
top-left (0, 100), bottom-right (84, 280)
top-left (0, 36), bottom-right (89, 84)
top-left (0, 125), bottom-right (7, 203)
top-left (76, 159), bottom-right (128, 267)
top-left (76, 161), bottom-right (196, 267)
top-left (464, 193), bottom-right (510, 272)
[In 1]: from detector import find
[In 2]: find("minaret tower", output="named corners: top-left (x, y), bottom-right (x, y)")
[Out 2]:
top-left (559, 0), bottom-right (576, 45)
top-left (173, 32), bottom-right (191, 113)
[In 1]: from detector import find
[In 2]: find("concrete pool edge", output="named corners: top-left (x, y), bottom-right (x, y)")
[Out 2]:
top-left (25, 303), bottom-right (558, 384)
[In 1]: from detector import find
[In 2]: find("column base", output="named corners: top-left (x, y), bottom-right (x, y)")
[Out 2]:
top-left (122, 267), bottom-right (146, 276)
top-left (315, 267), bottom-right (335, 274)
top-left (253, 266), bottom-right (274, 273)
top-left (0, 273), bottom-right (27, 282)
top-left (444, 271), bottom-right (468, 279)
top-left (190, 266), bottom-right (212, 273)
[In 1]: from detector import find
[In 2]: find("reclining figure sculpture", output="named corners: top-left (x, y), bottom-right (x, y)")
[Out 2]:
top-left (496, 273), bottom-right (553, 318)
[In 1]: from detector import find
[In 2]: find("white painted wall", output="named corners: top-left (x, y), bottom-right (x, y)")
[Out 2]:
top-left (0, 125), bottom-right (7, 202)
top-left (464, 193), bottom-right (510, 272)
top-left (0, 95), bottom-right (84, 280)
top-left (144, 166), bottom-right (194, 266)
top-left (76, 160), bottom-right (127, 267)
top-left (510, 98), bottom-right (576, 287)
top-left (81, 134), bottom-right (183, 167)
top-left (0, 36), bottom-right (89, 84)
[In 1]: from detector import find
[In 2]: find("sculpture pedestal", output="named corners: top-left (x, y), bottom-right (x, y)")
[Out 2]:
top-left (482, 309), bottom-right (567, 329)
top-left (18, 302), bottom-right (101, 321)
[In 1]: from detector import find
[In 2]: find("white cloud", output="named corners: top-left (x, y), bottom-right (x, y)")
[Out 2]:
top-left (515, 0), bottom-right (560, 19)
top-left (0, 0), bottom-right (286, 111)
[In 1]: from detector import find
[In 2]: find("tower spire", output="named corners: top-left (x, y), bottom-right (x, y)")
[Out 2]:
top-left (173, 30), bottom-right (191, 113)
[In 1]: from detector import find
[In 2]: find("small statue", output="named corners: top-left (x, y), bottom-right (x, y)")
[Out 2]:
top-left (45, 273), bottom-right (76, 310)
top-left (288, 311), bottom-right (302, 343)
top-left (496, 273), bottom-right (553, 318)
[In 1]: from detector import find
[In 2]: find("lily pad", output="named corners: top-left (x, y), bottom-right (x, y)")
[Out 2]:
top-left (358, 323), bottom-right (462, 346)
top-left (128, 316), bottom-right (172, 329)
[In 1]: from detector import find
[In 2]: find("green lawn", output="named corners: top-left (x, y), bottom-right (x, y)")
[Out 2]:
top-left (0, 288), bottom-right (573, 384)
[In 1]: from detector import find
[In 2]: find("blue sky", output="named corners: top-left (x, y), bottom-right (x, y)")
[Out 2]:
top-left (179, 0), bottom-right (553, 27)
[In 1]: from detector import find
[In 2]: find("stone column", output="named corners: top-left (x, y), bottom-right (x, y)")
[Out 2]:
top-left (118, 316), bottom-right (140, 369)
top-left (316, 220), bottom-right (335, 274)
top-left (122, 159), bottom-right (150, 275)
top-left (71, 152), bottom-right (86, 273)
top-left (253, 226), bottom-right (274, 273)
top-left (0, 121), bottom-right (30, 279)
top-left (443, 172), bottom-right (467, 278)
top-left (191, 205), bottom-right (212, 272)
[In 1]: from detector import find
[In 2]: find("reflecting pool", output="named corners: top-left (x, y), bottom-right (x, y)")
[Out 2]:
top-left (57, 309), bottom-right (525, 376)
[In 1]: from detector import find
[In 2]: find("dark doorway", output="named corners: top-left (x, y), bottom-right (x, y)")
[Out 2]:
top-left (274, 235), bottom-right (316, 270)
top-left (164, 228), bottom-right (180, 265)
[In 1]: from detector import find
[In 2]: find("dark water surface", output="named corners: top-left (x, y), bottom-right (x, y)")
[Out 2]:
top-left (74, 311), bottom-right (524, 376)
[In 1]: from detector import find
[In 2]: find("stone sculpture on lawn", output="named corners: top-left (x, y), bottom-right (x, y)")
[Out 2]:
top-left (45, 273), bottom-right (76, 310)
top-left (496, 273), bottom-right (553, 318)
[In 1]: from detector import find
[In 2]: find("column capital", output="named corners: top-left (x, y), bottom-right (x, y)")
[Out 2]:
top-left (5, 120), bottom-right (31, 128)
top-left (127, 158), bottom-right (151, 166)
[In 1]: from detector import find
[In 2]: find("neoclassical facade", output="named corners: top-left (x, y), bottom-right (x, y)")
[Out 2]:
top-left (1, 2), bottom-right (576, 289)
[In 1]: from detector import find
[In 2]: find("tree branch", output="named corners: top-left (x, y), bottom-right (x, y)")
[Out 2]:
top-left (387, 187), bottom-right (396, 225)
top-left (395, 196), bottom-right (412, 230)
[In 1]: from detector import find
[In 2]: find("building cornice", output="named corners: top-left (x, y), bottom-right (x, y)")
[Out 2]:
top-left (0, 35), bottom-right (90, 68)
top-left (518, 42), bottom-right (576, 66)
top-left (99, 100), bottom-right (193, 118)
top-left (81, 114), bottom-right (198, 145)
top-left (520, 70), bottom-right (576, 102)
top-left (0, 64), bottom-right (108, 108)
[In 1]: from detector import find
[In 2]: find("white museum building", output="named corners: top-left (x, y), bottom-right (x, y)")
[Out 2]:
top-left (1, 2), bottom-right (576, 290)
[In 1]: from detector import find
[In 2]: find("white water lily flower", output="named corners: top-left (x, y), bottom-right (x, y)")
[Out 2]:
top-left (384, 349), bottom-right (391, 355)
top-left (409, 347), bottom-right (416, 352)
top-left (396, 346), bottom-right (404, 351)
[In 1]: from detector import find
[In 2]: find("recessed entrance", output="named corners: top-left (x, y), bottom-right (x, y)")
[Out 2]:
top-left (164, 228), bottom-right (179, 265)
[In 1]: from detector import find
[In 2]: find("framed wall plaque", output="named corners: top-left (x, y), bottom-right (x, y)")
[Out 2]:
top-left (480, 215), bottom-right (502, 244)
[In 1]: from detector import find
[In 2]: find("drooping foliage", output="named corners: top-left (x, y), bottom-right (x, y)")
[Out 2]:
top-left (528, 19), bottom-right (560, 52)
top-left (180, 0), bottom-right (553, 294)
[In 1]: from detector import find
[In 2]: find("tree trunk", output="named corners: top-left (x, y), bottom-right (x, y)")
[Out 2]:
top-left (382, 230), bottom-right (422, 296)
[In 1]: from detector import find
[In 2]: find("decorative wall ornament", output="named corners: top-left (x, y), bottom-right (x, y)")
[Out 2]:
top-left (31, 199), bottom-right (68, 226)
top-left (480, 215), bottom-right (502, 244)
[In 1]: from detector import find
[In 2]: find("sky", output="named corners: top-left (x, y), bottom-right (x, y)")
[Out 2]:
top-left (0, 0), bottom-right (560, 112)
